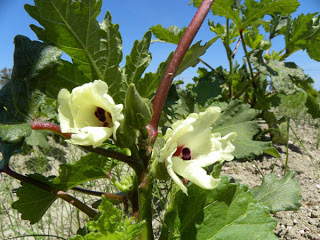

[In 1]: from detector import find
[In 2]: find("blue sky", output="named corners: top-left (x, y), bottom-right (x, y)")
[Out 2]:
top-left (0, 0), bottom-right (319, 89)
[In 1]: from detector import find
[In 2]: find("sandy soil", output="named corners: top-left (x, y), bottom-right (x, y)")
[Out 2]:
top-left (221, 122), bottom-right (320, 240)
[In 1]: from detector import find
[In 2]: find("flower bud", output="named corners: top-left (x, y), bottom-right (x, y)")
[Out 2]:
top-left (125, 84), bottom-right (152, 130)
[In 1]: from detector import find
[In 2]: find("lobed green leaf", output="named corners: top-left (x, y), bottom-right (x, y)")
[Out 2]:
top-left (171, 176), bottom-right (277, 240)
top-left (70, 196), bottom-right (144, 240)
top-left (25, 1), bottom-right (125, 102)
top-left (251, 171), bottom-right (302, 213)
top-left (212, 100), bottom-right (271, 158)
top-left (11, 174), bottom-right (58, 224)
top-left (150, 25), bottom-right (187, 44)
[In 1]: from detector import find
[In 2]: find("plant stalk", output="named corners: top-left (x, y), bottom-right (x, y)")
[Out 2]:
top-left (137, 172), bottom-right (154, 240)
top-left (239, 29), bottom-right (257, 105)
top-left (148, 0), bottom-right (215, 142)
top-left (1, 166), bottom-right (97, 218)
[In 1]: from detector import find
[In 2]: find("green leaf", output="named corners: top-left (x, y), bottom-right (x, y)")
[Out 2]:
top-left (12, 152), bottom-right (117, 224)
top-left (193, 74), bottom-right (225, 105)
top-left (12, 174), bottom-right (58, 224)
top-left (212, 100), bottom-right (271, 158)
top-left (47, 59), bottom-right (89, 98)
top-left (11, 35), bottom-right (62, 118)
top-left (52, 153), bottom-right (116, 190)
top-left (25, 2), bottom-right (125, 101)
top-left (150, 25), bottom-right (187, 44)
top-left (244, 28), bottom-right (270, 50)
top-left (269, 61), bottom-right (307, 95)
top-left (136, 52), bottom-right (172, 99)
top-left (263, 146), bottom-right (281, 158)
top-left (176, 40), bottom-right (215, 76)
top-left (209, 0), bottom-right (242, 28)
top-left (174, 177), bottom-right (277, 240)
top-left (251, 171), bottom-right (302, 213)
top-left (70, 196), bottom-right (144, 240)
top-left (285, 13), bottom-right (320, 61)
top-left (193, 0), bottom-right (298, 30)
top-left (252, 52), bottom-right (308, 95)
top-left (242, 0), bottom-right (299, 29)
top-left (0, 123), bottom-right (31, 144)
top-left (123, 31), bottom-right (152, 85)
top-left (299, 78), bottom-right (320, 119)
top-left (25, 130), bottom-right (50, 149)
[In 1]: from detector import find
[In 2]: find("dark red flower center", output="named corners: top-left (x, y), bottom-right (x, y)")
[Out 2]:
top-left (94, 107), bottom-right (113, 127)
top-left (173, 146), bottom-right (192, 160)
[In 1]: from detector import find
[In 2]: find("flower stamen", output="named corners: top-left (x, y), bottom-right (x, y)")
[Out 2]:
top-left (173, 146), bottom-right (192, 160)
top-left (182, 147), bottom-right (191, 160)
top-left (94, 107), bottom-right (113, 127)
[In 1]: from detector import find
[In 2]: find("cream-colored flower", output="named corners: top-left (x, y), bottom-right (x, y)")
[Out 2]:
top-left (58, 80), bottom-right (123, 148)
top-left (159, 107), bottom-right (236, 194)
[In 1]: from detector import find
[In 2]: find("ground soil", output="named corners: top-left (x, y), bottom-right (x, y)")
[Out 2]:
top-left (221, 121), bottom-right (320, 240)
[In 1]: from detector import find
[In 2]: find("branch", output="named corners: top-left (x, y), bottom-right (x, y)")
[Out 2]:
top-left (31, 120), bottom-right (139, 166)
top-left (239, 30), bottom-right (254, 80)
top-left (231, 37), bottom-right (241, 59)
top-left (72, 187), bottom-right (127, 201)
top-left (148, 0), bottom-right (215, 142)
top-left (2, 166), bottom-right (97, 218)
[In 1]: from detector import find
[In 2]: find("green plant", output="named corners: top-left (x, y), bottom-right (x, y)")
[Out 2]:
top-left (1, 0), bottom-right (315, 239)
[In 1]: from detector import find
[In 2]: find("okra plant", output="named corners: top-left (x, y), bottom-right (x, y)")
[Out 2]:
top-left (2, 0), bottom-right (318, 239)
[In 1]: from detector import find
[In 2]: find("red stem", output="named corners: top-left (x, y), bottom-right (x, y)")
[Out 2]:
top-left (30, 120), bottom-right (139, 166)
top-left (31, 120), bottom-right (71, 139)
top-left (148, 0), bottom-right (215, 141)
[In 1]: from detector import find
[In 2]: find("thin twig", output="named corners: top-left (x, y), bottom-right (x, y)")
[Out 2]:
top-left (199, 58), bottom-right (225, 80)
top-left (231, 37), bottom-right (241, 59)
top-left (2, 166), bottom-right (97, 218)
top-left (148, 0), bottom-right (215, 142)
top-left (239, 30), bottom-right (255, 81)
top-left (72, 186), bottom-right (127, 201)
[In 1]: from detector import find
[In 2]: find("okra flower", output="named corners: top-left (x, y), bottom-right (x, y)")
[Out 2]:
top-left (159, 107), bottom-right (236, 194)
top-left (58, 80), bottom-right (123, 148)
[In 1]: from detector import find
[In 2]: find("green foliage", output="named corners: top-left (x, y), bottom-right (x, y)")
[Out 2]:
top-left (167, 177), bottom-right (277, 240)
top-left (0, 123), bottom-right (31, 144)
top-left (150, 25), bottom-right (187, 44)
top-left (136, 53), bottom-right (172, 99)
top-left (25, 1), bottom-right (125, 101)
top-left (25, 130), bottom-right (51, 149)
top-left (123, 31), bottom-right (152, 86)
top-left (150, 25), bottom-right (218, 77)
top-left (12, 152), bottom-right (118, 223)
top-left (284, 13), bottom-right (320, 61)
top-left (11, 173), bottom-right (58, 224)
top-left (212, 101), bottom-right (271, 158)
top-left (1, 0), bottom-right (314, 239)
top-left (11, 35), bottom-right (62, 117)
top-left (70, 196), bottom-right (145, 240)
top-left (192, 0), bottom-right (299, 30)
top-left (52, 152), bottom-right (117, 190)
top-left (251, 171), bottom-right (302, 213)
top-left (176, 40), bottom-right (216, 76)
